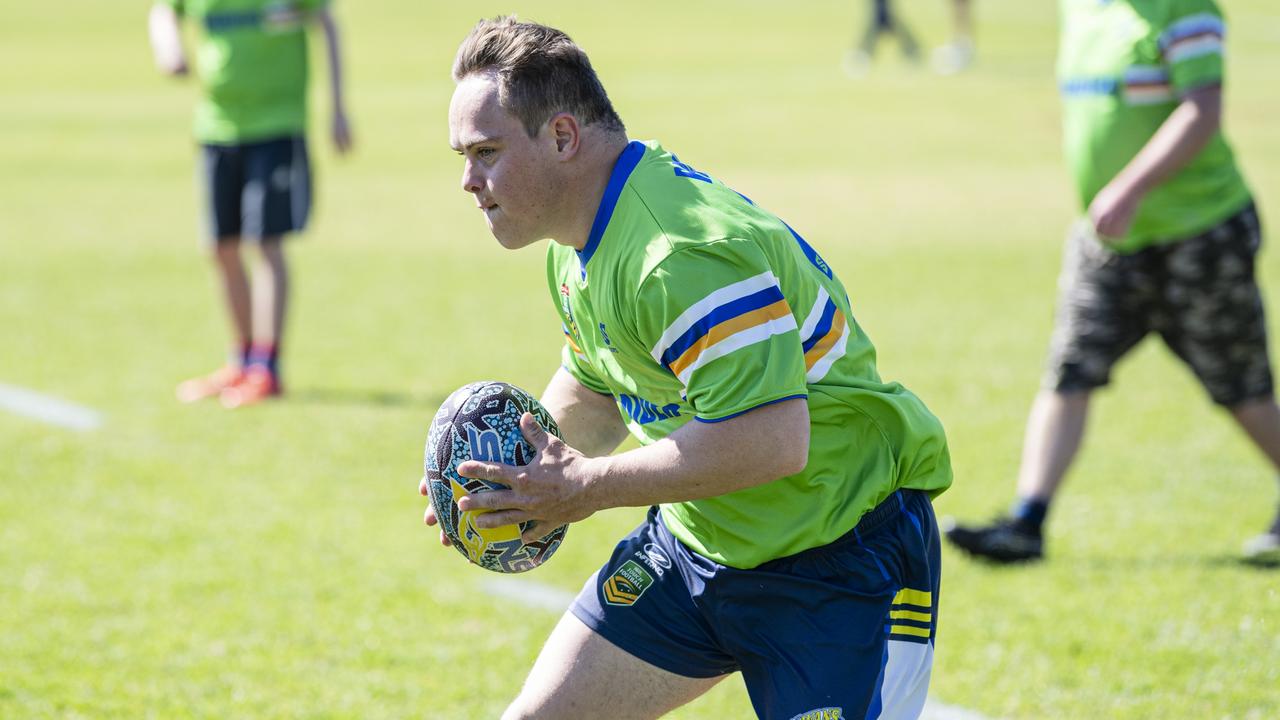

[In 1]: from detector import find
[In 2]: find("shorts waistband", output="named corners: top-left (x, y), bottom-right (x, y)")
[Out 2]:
top-left (852, 489), bottom-right (914, 539)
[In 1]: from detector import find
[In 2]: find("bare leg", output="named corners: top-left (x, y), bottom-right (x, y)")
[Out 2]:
top-left (1228, 398), bottom-right (1280, 560)
top-left (951, 0), bottom-right (973, 40)
top-left (252, 238), bottom-right (288, 346)
top-left (1228, 397), bottom-right (1280, 473)
top-left (176, 239), bottom-right (253, 401)
top-left (503, 613), bottom-right (725, 720)
top-left (213, 239), bottom-right (252, 348)
top-left (1016, 390), bottom-right (1091, 501)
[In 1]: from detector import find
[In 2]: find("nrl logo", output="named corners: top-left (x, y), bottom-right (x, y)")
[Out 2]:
top-left (602, 560), bottom-right (654, 606)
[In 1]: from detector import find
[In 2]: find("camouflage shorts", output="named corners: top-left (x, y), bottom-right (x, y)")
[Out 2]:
top-left (1044, 203), bottom-right (1273, 406)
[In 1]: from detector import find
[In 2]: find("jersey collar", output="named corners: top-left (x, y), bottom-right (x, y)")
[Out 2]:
top-left (577, 140), bottom-right (647, 278)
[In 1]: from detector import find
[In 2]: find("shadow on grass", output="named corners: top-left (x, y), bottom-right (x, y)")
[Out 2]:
top-left (288, 387), bottom-right (448, 410)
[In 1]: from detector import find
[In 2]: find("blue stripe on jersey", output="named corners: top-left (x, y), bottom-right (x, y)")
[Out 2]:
top-left (783, 221), bottom-right (833, 279)
top-left (658, 285), bottom-right (786, 368)
top-left (1158, 14), bottom-right (1224, 50)
top-left (578, 141), bottom-right (647, 276)
top-left (801, 298), bottom-right (838, 353)
top-left (205, 11), bottom-right (262, 32)
top-left (693, 394), bottom-right (808, 423)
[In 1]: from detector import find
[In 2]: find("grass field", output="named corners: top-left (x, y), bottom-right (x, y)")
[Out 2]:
top-left (3, 1), bottom-right (1279, 717)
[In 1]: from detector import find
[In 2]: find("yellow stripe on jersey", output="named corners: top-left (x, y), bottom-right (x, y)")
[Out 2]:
top-left (803, 308), bottom-right (846, 370)
top-left (667, 298), bottom-right (793, 378)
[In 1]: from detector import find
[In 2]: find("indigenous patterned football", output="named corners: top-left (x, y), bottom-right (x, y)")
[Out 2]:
top-left (424, 381), bottom-right (568, 573)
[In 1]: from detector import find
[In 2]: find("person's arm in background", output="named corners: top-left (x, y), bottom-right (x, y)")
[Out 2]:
top-left (1089, 85), bottom-right (1221, 239)
top-left (315, 6), bottom-right (353, 153)
top-left (148, 3), bottom-right (188, 76)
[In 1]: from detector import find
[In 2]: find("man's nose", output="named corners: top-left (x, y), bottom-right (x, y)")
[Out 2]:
top-left (461, 159), bottom-right (482, 194)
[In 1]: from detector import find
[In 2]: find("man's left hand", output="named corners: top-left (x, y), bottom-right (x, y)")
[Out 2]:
top-left (455, 412), bottom-right (599, 543)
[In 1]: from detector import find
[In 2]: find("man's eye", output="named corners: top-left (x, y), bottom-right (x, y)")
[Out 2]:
top-left (477, 148), bottom-right (496, 159)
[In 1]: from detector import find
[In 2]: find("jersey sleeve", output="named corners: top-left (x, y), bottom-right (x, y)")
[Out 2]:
top-left (560, 325), bottom-right (613, 395)
top-left (635, 240), bottom-right (807, 422)
top-left (1160, 0), bottom-right (1226, 94)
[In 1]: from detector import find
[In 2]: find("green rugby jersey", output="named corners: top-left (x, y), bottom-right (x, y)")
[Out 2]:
top-left (1058, 0), bottom-right (1250, 252)
top-left (163, 0), bottom-right (327, 143)
top-left (547, 140), bottom-right (952, 569)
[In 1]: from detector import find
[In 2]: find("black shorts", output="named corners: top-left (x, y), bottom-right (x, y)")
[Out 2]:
top-left (201, 135), bottom-right (311, 243)
top-left (1044, 203), bottom-right (1272, 406)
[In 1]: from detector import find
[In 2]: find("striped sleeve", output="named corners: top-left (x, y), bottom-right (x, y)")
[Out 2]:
top-left (1160, 0), bottom-right (1225, 93)
top-left (636, 241), bottom-right (807, 422)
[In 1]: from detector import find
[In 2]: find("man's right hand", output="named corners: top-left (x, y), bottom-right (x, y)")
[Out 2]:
top-left (419, 477), bottom-right (452, 547)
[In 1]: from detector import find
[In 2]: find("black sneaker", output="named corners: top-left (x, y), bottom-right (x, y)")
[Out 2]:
top-left (943, 516), bottom-right (1044, 563)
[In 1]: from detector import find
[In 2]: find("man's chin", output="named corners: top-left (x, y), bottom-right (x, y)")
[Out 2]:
top-left (491, 230), bottom-right (537, 250)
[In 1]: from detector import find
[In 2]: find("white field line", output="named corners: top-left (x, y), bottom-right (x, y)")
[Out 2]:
top-left (0, 383), bottom-right (103, 431)
top-left (483, 576), bottom-right (997, 720)
top-left (481, 577), bottom-right (578, 613)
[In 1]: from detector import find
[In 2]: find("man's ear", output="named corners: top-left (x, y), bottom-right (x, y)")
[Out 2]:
top-left (548, 113), bottom-right (581, 158)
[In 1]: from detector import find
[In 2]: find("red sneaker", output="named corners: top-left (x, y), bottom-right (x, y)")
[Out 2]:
top-left (176, 365), bottom-right (245, 404)
top-left (219, 367), bottom-right (281, 409)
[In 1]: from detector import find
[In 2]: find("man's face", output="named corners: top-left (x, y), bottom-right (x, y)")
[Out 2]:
top-left (449, 74), bottom-right (562, 250)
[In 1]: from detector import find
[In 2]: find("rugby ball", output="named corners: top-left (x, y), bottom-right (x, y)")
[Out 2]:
top-left (424, 381), bottom-right (568, 573)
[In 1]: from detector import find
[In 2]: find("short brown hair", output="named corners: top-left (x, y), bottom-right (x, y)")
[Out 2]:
top-left (452, 16), bottom-right (626, 138)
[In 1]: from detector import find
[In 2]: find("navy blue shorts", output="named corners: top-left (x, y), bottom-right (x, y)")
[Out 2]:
top-left (201, 135), bottom-right (311, 243)
top-left (571, 489), bottom-right (942, 720)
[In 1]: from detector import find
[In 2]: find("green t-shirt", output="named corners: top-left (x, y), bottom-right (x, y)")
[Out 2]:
top-left (163, 0), bottom-right (325, 143)
top-left (547, 140), bottom-right (953, 569)
top-left (1057, 0), bottom-right (1250, 252)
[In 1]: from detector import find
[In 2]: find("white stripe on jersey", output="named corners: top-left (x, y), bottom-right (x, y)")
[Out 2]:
top-left (797, 286), bottom-right (831, 342)
top-left (649, 270), bottom-right (781, 363)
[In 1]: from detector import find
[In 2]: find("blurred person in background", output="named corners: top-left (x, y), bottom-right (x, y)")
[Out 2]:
top-left (946, 0), bottom-right (1280, 566)
top-left (149, 0), bottom-right (352, 408)
top-left (844, 0), bottom-right (922, 76)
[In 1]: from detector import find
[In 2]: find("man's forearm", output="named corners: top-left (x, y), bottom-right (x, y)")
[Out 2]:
top-left (580, 397), bottom-right (810, 511)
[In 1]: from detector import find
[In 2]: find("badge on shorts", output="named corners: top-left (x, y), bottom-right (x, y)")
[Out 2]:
top-left (603, 560), bottom-right (654, 606)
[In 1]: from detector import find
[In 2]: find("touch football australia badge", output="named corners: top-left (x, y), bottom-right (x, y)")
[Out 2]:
top-left (603, 560), bottom-right (654, 606)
